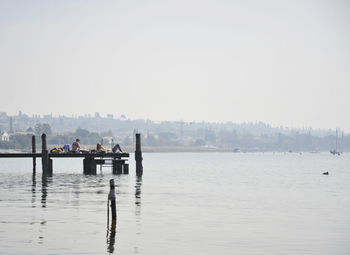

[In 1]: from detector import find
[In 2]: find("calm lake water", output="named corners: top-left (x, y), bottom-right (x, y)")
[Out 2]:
top-left (0, 152), bottom-right (349, 255)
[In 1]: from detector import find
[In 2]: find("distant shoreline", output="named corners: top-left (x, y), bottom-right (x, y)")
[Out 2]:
top-left (1, 147), bottom-right (345, 153)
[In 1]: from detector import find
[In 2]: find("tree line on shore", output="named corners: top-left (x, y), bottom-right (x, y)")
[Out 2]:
top-left (1, 112), bottom-right (349, 151)
top-left (1, 124), bottom-right (349, 152)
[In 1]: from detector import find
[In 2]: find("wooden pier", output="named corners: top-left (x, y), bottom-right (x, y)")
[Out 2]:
top-left (0, 133), bottom-right (141, 176)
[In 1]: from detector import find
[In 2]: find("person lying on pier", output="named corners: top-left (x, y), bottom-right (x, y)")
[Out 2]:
top-left (96, 143), bottom-right (106, 153)
top-left (112, 144), bottom-right (123, 153)
top-left (71, 138), bottom-right (81, 152)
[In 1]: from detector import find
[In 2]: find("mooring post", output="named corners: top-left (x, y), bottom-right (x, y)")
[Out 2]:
top-left (32, 135), bottom-right (36, 172)
top-left (107, 178), bottom-right (116, 254)
top-left (109, 179), bottom-right (117, 221)
top-left (135, 133), bottom-right (143, 176)
top-left (41, 133), bottom-right (52, 176)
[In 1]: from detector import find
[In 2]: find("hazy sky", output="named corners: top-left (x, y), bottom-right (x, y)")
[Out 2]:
top-left (0, 0), bottom-right (349, 130)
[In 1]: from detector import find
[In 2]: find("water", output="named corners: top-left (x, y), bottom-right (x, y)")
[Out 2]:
top-left (0, 152), bottom-right (349, 255)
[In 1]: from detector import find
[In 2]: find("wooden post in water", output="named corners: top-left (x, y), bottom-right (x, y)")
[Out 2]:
top-left (41, 133), bottom-right (52, 175)
top-left (135, 133), bottom-right (143, 176)
top-left (107, 179), bottom-right (117, 253)
top-left (108, 179), bottom-right (117, 220)
top-left (32, 135), bottom-right (36, 172)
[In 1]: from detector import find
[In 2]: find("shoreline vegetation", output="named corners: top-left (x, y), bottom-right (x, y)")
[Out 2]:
top-left (1, 113), bottom-right (349, 152)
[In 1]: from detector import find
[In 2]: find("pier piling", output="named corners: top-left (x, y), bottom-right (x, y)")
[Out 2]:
top-left (107, 178), bottom-right (117, 253)
top-left (41, 134), bottom-right (52, 176)
top-left (123, 163), bottom-right (129, 174)
top-left (135, 133), bottom-right (143, 176)
top-left (32, 135), bottom-right (36, 172)
top-left (112, 159), bottom-right (123, 174)
top-left (83, 157), bottom-right (97, 175)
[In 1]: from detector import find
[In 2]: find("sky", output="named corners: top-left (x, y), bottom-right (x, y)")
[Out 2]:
top-left (0, 0), bottom-right (349, 131)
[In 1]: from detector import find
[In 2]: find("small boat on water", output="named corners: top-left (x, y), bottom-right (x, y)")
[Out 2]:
top-left (330, 129), bottom-right (341, 156)
top-left (330, 149), bottom-right (340, 156)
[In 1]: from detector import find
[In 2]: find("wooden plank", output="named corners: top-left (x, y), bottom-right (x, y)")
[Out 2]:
top-left (0, 153), bottom-right (42, 158)
top-left (0, 152), bottom-right (129, 158)
top-left (49, 153), bottom-right (129, 158)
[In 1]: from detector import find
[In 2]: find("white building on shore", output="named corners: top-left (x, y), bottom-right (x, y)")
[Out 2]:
top-left (0, 131), bottom-right (10, 142)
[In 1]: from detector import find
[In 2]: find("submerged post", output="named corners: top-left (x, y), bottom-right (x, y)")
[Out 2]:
top-left (109, 179), bottom-right (117, 220)
top-left (41, 134), bottom-right (52, 175)
top-left (32, 135), bottom-right (36, 172)
top-left (135, 133), bottom-right (143, 176)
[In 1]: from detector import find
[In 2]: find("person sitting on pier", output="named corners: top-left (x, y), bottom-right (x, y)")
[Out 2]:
top-left (71, 138), bottom-right (81, 152)
top-left (112, 144), bottom-right (123, 153)
top-left (96, 143), bottom-right (106, 152)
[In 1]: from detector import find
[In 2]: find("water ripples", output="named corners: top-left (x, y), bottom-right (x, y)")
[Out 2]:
top-left (0, 153), bottom-right (350, 254)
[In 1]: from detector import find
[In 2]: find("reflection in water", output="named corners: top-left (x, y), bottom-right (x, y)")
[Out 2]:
top-left (135, 175), bottom-right (142, 251)
top-left (31, 172), bottom-right (36, 207)
top-left (106, 219), bottom-right (116, 254)
top-left (135, 175), bottom-right (142, 226)
top-left (135, 176), bottom-right (142, 207)
top-left (72, 178), bottom-right (81, 207)
top-left (41, 175), bottom-right (52, 208)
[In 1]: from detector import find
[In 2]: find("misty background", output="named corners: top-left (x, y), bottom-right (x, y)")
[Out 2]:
top-left (0, 111), bottom-right (349, 152)
top-left (0, 0), bottom-right (349, 130)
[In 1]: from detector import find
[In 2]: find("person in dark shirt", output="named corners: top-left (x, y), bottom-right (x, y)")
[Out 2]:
top-left (112, 144), bottom-right (123, 153)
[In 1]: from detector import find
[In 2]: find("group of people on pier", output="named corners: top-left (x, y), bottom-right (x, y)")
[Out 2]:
top-left (50, 138), bottom-right (123, 154)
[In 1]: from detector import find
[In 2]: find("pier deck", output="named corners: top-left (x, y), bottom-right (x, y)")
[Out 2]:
top-left (0, 152), bottom-right (129, 158)
top-left (0, 133), bottom-right (142, 176)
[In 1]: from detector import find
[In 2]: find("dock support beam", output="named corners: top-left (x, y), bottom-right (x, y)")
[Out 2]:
top-left (83, 157), bottom-right (97, 175)
top-left (32, 135), bottom-right (36, 172)
top-left (112, 159), bottom-right (123, 174)
top-left (41, 134), bottom-right (52, 176)
top-left (123, 163), bottom-right (129, 174)
top-left (135, 133), bottom-right (143, 176)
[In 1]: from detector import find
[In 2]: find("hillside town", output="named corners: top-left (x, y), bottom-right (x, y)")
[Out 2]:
top-left (0, 111), bottom-right (349, 152)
